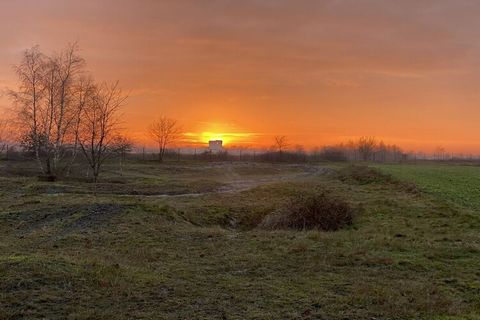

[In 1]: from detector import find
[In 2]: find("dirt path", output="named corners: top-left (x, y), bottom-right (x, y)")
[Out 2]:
top-left (142, 164), bottom-right (332, 198)
top-left (46, 164), bottom-right (333, 198)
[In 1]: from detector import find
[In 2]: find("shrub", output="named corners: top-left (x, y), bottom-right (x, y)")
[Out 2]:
top-left (259, 193), bottom-right (354, 231)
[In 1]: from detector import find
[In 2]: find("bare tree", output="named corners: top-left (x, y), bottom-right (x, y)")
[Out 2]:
top-left (66, 77), bottom-right (96, 173)
top-left (9, 46), bottom-right (45, 170)
top-left (357, 136), bottom-right (377, 161)
top-left (274, 135), bottom-right (289, 153)
top-left (9, 43), bottom-right (85, 177)
top-left (111, 135), bottom-right (134, 176)
top-left (389, 144), bottom-right (404, 162)
top-left (112, 135), bottom-right (134, 161)
top-left (49, 43), bottom-right (85, 171)
top-left (77, 82), bottom-right (127, 183)
top-left (148, 116), bottom-right (181, 162)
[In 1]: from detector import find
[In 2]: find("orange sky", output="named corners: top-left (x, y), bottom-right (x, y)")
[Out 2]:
top-left (2, 1), bottom-right (480, 152)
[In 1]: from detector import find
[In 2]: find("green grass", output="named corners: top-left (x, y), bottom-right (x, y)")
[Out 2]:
top-left (0, 160), bottom-right (479, 319)
top-left (377, 163), bottom-right (480, 211)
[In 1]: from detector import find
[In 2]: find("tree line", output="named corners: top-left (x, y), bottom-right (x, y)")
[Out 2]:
top-left (315, 137), bottom-right (407, 162)
top-left (266, 135), bottom-right (406, 162)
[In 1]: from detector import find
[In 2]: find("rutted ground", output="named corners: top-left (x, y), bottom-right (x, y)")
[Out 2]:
top-left (1, 161), bottom-right (479, 319)
top-left (10, 162), bottom-right (332, 197)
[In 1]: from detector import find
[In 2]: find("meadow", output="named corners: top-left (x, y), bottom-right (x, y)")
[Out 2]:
top-left (0, 159), bottom-right (479, 319)
top-left (378, 163), bottom-right (480, 212)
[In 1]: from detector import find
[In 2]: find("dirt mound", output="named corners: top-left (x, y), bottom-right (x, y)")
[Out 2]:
top-left (338, 165), bottom-right (392, 185)
top-left (337, 165), bottom-right (421, 194)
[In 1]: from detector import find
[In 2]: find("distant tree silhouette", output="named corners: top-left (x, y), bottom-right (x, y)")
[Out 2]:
top-left (112, 135), bottom-right (134, 177)
top-left (318, 146), bottom-right (347, 162)
top-left (357, 136), bottom-right (377, 161)
top-left (148, 116), bottom-right (181, 162)
top-left (434, 146), bottom-right (446, 160)
top-left (274, 135), bottom-right (289, 153)
top-left (376, 141), bottom-right (387, 162)
top-left (112, 135), bottom-right (134, 161)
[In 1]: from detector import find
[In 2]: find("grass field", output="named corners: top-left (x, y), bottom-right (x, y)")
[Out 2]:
top-left (377, 163), bottom-right (480, 212)
top-left (1, 160), bottom-right (479, 319)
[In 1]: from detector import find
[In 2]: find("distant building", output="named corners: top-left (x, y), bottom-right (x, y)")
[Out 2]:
top-left (208, 140), bottom-right (223, 153)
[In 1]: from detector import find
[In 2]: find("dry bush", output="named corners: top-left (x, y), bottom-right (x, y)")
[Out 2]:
top-left (259, 193), bottom-right (354, 231)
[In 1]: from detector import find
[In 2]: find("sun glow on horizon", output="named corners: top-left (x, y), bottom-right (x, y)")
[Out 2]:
top-left (183, 131), bottom-right (256, 147)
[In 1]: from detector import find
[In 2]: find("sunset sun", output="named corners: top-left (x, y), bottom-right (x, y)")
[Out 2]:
top-left (182, 126), bottom-right (256, 147)
top-left (201, 132), bottom-right (228, 144)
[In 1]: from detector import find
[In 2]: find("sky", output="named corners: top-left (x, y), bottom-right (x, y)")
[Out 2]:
top-left (1, 0), bottom-right (480, 152)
